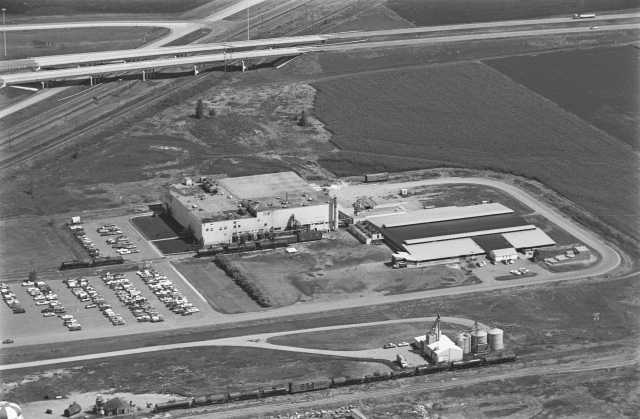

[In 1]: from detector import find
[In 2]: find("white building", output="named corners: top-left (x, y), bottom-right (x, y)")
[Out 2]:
top-left (161, 172), bottom-right (337, 245)
top-left (488, 248), bottom-right (518, 262)
top-left (422, 335), bottom-right (463, 363)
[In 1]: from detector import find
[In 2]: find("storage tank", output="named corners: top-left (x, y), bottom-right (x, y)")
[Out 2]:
top-left (487, 328), bottom-right (504, 350)
top-left (470, 330), bottom-right (487, 351)
top-left (462, 333), bottom-right (471, 353)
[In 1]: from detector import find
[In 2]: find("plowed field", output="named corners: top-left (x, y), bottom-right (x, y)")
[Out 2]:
top-left (312, 62), bottom-right (640, 240)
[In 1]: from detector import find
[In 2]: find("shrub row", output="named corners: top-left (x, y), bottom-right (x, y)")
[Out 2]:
top-left (213, 254), bottom-right (272, 307)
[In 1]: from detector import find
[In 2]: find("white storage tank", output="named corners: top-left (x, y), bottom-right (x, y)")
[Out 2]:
top-left (456, 332), bottom-right (466, 350)
top-left (460, 333), bottom-right (471, 354)
top-left (488, 328), bottom-right (504, 350)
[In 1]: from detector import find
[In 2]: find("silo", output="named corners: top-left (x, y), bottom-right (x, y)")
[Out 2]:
top-left (488, 328), bottom-right (504, 351)
top-left (462, 333), bottom-right (471, 354)
top-left (471, 330), bottom-right (488, 352)
top-left (456, 333), bottom-right (466, 350)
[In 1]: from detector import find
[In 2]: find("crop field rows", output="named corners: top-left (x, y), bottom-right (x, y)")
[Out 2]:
top-left (312, 61), bottom-right (640, 240)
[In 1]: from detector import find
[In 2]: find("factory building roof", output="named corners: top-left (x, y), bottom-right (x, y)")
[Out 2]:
top-left (402, 238), bottom-right (486, 261)
top-left (425, 335), bottom-right (462, 354)
top-left (502, 227), bottom-right (556, 249)
top-left (404, 224), bottom-right (535, 245)
top-left (218, 171), bottom-right (324, 202)
top-left (373, 203), bottom-right (513, 228)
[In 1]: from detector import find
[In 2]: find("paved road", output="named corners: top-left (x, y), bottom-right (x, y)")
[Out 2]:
top-left (0, 178), bottom-right (622, 351)
top-left (0, 317), bottom-right (484, 371)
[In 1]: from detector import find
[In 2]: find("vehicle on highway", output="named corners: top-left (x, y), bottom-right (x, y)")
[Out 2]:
top-left (383, 343), bottom-right (397, 349)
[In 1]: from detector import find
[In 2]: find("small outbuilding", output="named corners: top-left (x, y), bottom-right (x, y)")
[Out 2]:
top-left (103, 398), bottom-right (131, 416)
top-left (488, 248), bottom-right (518, 262)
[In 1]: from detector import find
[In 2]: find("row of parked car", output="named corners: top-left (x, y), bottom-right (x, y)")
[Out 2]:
top-left (67, 275), bottom-right (126, 326)
top-left (98, 223), bottom-right (123, 236)
top-left (106, 235), bottom-right (140, 255)
top-left (70, 223), bottom-right (101, 258)
top-left (2, 283), bottom-right (25, 314)
top-left (136, 269), bottom-right (199, 316)
top-left (101, 272), bottom-right (163, 323)
top-left (510, 268), bottom-right (530, 275)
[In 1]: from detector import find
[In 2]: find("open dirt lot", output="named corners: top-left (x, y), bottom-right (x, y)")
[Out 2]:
top-left (2, 27), bottom-right (169, 60)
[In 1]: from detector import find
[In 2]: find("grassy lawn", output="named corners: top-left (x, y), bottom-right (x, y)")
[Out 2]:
top-left (172, 259), bottom-right (262, 314)
top-left (4, 27), bottom-right (170, 60)
top-left (153, 238), bottom-right (196, 255)
top-left (131, 214), bottom-right (181, 240)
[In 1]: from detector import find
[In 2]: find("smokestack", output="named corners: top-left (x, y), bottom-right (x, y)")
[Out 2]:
top-left (333, 195), bottom-right (338, 231)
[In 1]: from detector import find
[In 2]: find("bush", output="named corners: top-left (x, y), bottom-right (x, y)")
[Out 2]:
top-left (213, 254), bottom-right (272, 307)
top-left (195, 99), bottom-right (204, 119)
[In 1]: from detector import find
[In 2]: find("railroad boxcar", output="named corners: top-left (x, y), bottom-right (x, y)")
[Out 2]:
top-left (262, 387), bottom-right (288, 397)
top-left (289, 379), bottom-right (332, 393)
top-left (228, 389), bottom-right (261, 401)
top-left (451, 358), bottom-right (483, 369)
top-left (60, 260), bottom-right (92, 270)
top-left (193, 394), bottom-right (226, 406)
top-left (297, 231), bottom-right (323, 242)
top-left (483, 352), bottom-right (518, 365)
top-left (155, 400), bottom-right (191, 412)
top-left (92, 256), bottom-right (124, 266)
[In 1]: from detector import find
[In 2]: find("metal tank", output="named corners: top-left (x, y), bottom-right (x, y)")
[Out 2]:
top-left (456, 332), bottom-right (466, 351)
top-left (470, 330), bottom-right (488, 352)
top-left (462, 333), bottom-right (471, 354)
top-left (488, 328), bottom-right (504, 350)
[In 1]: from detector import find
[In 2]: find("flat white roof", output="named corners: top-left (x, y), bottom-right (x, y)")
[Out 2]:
top-left (403, 238), bottom-right (486, 261)
top-left (489, 248), bottom-right (518, 257)
top-left (374, 203), bottom-right (513, 228)
top-left (502, 227), bottom-right (556, 249)
top-left (404, 224), bottom-right (535, 245)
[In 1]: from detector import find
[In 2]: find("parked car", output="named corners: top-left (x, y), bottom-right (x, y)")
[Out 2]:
top-left (22, 281), bottom-right (34, 287)
top-left (43, 312), bottom-right (56, 317)
top-left (383, 343), bottom-right (397, 349)
top-left (397, 342), bottom-right (409, 347)
top-left (130, 249), bottom-right (141, 253)
top-left (85, 304), bottom-right (97, 309)
top-left (35, 301), bottom-right (49, 306)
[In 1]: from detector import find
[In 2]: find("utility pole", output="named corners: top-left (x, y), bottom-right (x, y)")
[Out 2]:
top-left (593, 313), bottom-right (600, 341)
top-left (2, 8), bottom-right (6, 57)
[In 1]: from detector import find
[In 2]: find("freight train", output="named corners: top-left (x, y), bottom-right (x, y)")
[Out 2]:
top-left (155, 352), bottom-right (517, 412)
top-left (195, 231), bottom-right (322, 257)
top-left (59, 256), bottom-right (125, 270)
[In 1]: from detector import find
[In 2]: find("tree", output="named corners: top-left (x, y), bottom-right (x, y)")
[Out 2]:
top-left (297, 110), bottom-right (308, 127)
top-left (28, 270), bottom-right (37, 282)
top-left (195, 99), bottom-right (204, 119)
top-left (180, 223), bottom-right (196, 241)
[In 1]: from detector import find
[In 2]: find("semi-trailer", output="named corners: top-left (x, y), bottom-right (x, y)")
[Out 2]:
top-left (573, 13), bottom-right (596, 18)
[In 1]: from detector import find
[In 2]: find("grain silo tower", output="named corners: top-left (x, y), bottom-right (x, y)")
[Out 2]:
top-left (488, 327), bottom-right (504, 350)
top-left (470, 322), bottom-right (488, 354)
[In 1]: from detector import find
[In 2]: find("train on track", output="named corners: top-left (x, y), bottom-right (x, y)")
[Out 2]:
top-left (59, 256), bottom-right (125, 270)
top-left (155, 352), bottom-right (517, 412)
top-left (195, 231), bottom-right (323, 257)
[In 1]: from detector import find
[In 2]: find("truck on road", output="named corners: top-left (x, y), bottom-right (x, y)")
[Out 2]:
top-left (573, 13), bottom-right (596, 19)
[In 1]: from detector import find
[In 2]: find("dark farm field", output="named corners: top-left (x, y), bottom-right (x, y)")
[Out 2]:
top-left (485, 45), bottom-right (640, 150)
top-left (384, 0), bottom-right (640, 26)
top-left (311, 62), bottom-right (640, 241)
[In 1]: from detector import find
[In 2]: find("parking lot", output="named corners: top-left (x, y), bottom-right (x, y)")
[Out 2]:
top-left (67, 215), bottom-right (163, 263)
top-left (0, 260), bottom-right (222, 346)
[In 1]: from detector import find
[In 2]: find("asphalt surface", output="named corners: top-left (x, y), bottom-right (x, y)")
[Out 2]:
top-left (0, 316), bottom-right (484, 371)
top-left (0, 178), bottom-right (622, 361)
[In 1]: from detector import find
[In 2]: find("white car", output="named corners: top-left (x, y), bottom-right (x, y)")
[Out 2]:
top-left (22, 281), bottom-right (34, 287)
top-left (117, 249), bottom-right (131, 255)
top-left (43, 312), bottom-right (56, 317)
top-left (34, 295), bottom-right (45, 300)
top-left (397, 342), bottom-right (409, 347)
top-left (36, 301), bottom-right (49, 305)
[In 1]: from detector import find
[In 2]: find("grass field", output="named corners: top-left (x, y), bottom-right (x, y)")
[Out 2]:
top-left (172, 259), bottom-right (263, 313)
top-left (485, 45), bottom-right (640, 150)
top-left (3, 27), bottom-right (169, 60)
top-left (312, 61), bottom-right (640, 241)
top-left (384, 0), bottom-right (640, 26)
top-left (131, 214), bottom-right (181, 240)
top-left (2, 0), bottom-right (212, 16)
top-left (268, 322), bottom-right (461, 351)
top-left (153, 237), bottom-right (196, 254)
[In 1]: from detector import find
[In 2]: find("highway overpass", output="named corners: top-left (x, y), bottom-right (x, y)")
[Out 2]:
top-left (0, 35), bottom-right (328, 71)
top-left (0, 48), bottom-right (306, 87)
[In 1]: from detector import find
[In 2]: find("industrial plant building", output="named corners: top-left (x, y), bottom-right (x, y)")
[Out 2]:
top-left (366, 203), bottom-right (555, 265)
top-left (161, 172), bottom-right (338, 245)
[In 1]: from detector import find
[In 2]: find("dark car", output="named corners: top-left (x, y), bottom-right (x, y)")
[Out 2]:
top-left (2, 339), bottom-right (14, 344)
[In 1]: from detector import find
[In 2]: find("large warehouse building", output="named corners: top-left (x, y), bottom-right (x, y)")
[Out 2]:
top-left (162, 172), bottom-right (337, 245)
top-left (367, 203), bottom-right (555, 265)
